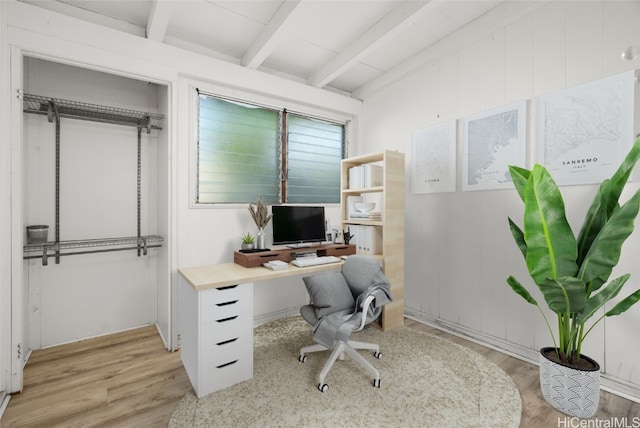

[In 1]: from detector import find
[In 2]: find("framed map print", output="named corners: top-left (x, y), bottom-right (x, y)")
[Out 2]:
top-left (536, 71), bottom-right (635, 186)
top-left (461, 101), bottom-right (527, 191)
top-left (411, 120), bottom-right (457, 194)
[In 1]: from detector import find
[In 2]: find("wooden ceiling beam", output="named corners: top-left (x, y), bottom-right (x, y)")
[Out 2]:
top-left (242, 0), bottom-right (303, 70)
top-left (307, 0), bottom-right (430, 88)
top-left (352, 0), bottom-right (550, 99)
top-left (146, 0), bottom-right (174, 42)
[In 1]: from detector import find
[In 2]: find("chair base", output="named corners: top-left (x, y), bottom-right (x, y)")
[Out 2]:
top-left (299, 340), bottom-right (382, 390)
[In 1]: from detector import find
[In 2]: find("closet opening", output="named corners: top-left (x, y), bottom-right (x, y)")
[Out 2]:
top-left (22, 57), bottom-right (171, 356)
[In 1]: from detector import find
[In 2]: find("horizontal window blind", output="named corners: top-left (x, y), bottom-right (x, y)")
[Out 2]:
top-left (286, 114), bottom-right (344, 203)
top-left (198, 95), bottom-right (280, 204)
top-left (196, 92), bottom-right (346, 204)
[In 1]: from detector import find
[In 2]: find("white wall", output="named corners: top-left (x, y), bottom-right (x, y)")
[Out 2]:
top-left (0, 0), bottom-right (6, 398)
top-left (361, 0), bottom-right (640, 398)
top-left (0, 0), bottom-right (362, 392)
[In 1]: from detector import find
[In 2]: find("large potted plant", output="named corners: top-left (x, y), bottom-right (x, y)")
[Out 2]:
top-left (506, 137), bottom-right (640, 418)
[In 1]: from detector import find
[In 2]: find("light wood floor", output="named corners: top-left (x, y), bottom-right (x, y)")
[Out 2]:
top-left (0, 326), bottom-right (191, 428)
top-left (2, 319), bottom-right (639, 427)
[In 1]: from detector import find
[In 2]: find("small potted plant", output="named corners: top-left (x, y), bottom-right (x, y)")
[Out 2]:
top-left (241, 232), bottom-right (255, 251)
top-left (506, 137), bottom-right (640, 417)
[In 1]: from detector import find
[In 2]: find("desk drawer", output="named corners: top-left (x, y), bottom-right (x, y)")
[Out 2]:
top-left (200, 311), bottom-right (253, 346)
top-left (201, 297), bottom-right (252, 323)
top-left (201, 282), bottom-right (252, 305)
top-left (202, 333), bottom-right (252, 366)
top-left (200, 336), bottom-right (253, 396)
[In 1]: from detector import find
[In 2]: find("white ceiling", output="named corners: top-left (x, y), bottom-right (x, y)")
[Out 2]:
top-left (19, 0), bottom-right (540, 99)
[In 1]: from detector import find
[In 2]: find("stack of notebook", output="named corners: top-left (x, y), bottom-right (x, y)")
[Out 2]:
top-left (263, 260), bottom-right (289, 270)
top-left (350, 211), bottom-right (382, 220)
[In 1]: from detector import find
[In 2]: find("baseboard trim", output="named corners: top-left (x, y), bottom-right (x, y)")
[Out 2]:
top-left (0, 393), bottom-right (10, 420)
top-left (155, 323), bottom-right (170, 351)
top-left (404, 309), bottom-right (640, 404)
top-left (254, 307), bottom-right (300, 327)
top-left (404, 309), bottom-right (539, 364)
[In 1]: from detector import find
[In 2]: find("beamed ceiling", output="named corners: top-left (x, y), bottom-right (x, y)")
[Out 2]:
top-left (20, 0), bottom-right (547, 99)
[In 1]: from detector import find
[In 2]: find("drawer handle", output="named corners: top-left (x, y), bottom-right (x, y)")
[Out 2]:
top-left (216, 337), bottom-right (238, 346)
top-left (218, 284), bottom-right (238, 291)
top-left (216, 300), bottom-right (238, 307)
top-left (216, 315), bottom-right (238, 323)
top-left (259, 254), bottom-right (278, 258)
top-left (216, 360), bottom-right (238, 369)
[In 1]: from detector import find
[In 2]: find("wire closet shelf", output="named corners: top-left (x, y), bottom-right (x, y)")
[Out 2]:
top-left (23, 93), bottom-right (164, 131)
top-left (22, 93), bottom-right (165, 265)
top-left (24, 236), bottom-right (164, 266)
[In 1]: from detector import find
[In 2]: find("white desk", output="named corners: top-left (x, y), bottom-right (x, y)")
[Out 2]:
top-left (178, 261), bottom-right (344, 398)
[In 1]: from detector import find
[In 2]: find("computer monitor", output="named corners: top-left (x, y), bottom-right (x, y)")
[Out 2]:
top-left (271, 206), bottom-right (326, 248)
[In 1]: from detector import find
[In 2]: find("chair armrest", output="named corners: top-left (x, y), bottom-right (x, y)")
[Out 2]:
top-left (356, 294), bottom-right (376, 331)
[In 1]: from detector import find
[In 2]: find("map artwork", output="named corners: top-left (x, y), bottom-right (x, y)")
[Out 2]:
top-left (462, 101), bottom-right (526, 191)
top-left (536, 71), bottom-right (635, 186)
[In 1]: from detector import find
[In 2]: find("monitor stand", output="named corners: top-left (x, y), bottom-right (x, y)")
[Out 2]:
top-left (287, 242), bottom-right (313, 249)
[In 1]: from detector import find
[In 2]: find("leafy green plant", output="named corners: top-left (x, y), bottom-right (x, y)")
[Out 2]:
top-left (241, 232), bottom-right (255, 244)
top-left (507, 137), bottom-right (640, 366)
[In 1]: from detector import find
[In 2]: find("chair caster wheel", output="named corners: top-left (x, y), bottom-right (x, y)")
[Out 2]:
top-left (373, 378), bottom-right (381, 388)
top-left (374, 351), bottom-right (382, 359)
top-left (298, 355), bottom-right (307, 363)
top-left (318, 383), bottom-right (329, 393)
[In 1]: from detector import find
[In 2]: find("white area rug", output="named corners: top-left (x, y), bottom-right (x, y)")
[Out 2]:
top-left (170, 316), bottom-right (521, 427)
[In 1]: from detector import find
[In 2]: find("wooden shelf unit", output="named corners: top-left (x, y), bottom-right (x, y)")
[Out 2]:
top-left (341, 150), bottom-right (405, 331)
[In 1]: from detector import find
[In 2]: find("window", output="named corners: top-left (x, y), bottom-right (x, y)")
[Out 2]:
top-left (286, 113), bottom-right (344, 203)
top-left (198, 95), bottom-right (280, 203)
top-left (197, 92), bottom-right (345, 204)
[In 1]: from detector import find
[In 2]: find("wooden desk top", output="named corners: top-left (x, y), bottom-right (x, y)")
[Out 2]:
top-left (178, 261), bottom-right (344, 291)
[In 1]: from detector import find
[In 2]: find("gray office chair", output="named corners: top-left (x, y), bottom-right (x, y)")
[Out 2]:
top-left (298, 255), bottom-right (392, 392)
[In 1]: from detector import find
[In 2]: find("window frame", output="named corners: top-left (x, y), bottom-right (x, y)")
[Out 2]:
top-left (193, 86), bottom-right (350, 207)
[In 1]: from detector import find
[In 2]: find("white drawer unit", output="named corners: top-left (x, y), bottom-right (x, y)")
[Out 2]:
top-left (177, 260), bottom-right (345, 398)
top-left (179, 279), bottom-right (254, 398)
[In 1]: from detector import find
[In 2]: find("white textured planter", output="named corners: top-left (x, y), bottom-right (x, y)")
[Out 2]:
top-left (539, 347), bottom-right (600, 418)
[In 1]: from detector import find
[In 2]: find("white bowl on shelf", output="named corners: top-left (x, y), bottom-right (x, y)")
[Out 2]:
top-left (355, 202), bottom-right (375, 212)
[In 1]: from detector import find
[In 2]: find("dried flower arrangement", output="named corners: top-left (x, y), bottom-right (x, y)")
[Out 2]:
top-left (248, 195), bottom-right (272, 230)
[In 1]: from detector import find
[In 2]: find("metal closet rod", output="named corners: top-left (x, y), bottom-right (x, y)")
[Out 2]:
top-left (24, 245), bottom-right (164, 266)
top-left (22, 93), bottom-right (164, 132)
top-left (23, 236), bottom-right (165, 266)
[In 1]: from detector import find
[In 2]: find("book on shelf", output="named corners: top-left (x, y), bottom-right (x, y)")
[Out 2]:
top-left (349, 225), bottom-right (382, 255)
top-left (348, 164), bottom-right (383, 189)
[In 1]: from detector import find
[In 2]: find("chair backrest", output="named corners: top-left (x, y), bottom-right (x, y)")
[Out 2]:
top-left (341, 255), bottom-right (385, 298)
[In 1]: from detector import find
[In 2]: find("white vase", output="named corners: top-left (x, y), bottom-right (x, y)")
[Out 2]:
top-left (539, 347), bottom-right (600, 418)
top-left (256, 229), bottom-right (266, 249)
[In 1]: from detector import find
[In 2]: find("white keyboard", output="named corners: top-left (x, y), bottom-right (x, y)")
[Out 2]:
top-left (291, 255), bottom-right (341, 267)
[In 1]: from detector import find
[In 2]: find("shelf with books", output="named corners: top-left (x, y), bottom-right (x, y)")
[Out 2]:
top-left (340, 150), bottom-right (405, 331)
